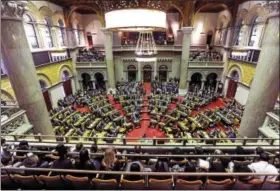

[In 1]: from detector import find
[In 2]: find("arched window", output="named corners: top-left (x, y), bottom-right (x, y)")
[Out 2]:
top-left (235, 20), bottom-right (245, 46)
top-left (62, 70), bottom-right (70, 81)
top-left (231, 70), bottom-right (239, 81)
top-left (248, 16), bottom-right (261, 47)
top-left (74, 25), bottom-right (81, 45)
top-left (58, 19), bottom-right (65, 46)
top-left (43, 18), bottom-right (53, 48)
top-left (39, 79), bottom-right (48, 90)
top-left (23, 14), bottom-right (39, 49)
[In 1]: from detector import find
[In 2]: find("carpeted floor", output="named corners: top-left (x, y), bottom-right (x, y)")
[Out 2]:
top-left (108, 83), bottom-right (228, 140)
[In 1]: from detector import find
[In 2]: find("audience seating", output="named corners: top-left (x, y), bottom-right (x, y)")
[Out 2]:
top-left (65, 175), bottom-right (93, 190)
top-left (38, 175), bottom-right (68, 190)
top-left (232, 179), bottom-right (263, 190)
top-left (175, 179), bottom-right (203, 190)
top-left (120, 179), bottom-right (145, 190)
top-left (13, 174), bottom-right (43, 190)
top-left (92, 178), bottom-right (119, 190)
top-left (260, 180), bottom-right (280, 190)
top-left (148, 178), bottom-right (174, 190)
top-left (204, 179), bottom-right (233, 190)
top-left (1, 175), bottom-right (18, 190)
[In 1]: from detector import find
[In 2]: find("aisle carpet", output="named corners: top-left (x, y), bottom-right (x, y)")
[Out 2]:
top-left (108, 83), bottom-right (227, 140)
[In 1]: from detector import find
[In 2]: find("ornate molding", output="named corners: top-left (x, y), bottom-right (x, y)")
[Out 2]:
top-left (262, 1), bottom-right (279, 14)
top-left (1, 1), bottom-right (27, 20)
top-left (181, 27), bottom-right (194, 35)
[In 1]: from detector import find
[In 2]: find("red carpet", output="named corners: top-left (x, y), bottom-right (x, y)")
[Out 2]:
top-left (107, 84), bottom-right (228, 140)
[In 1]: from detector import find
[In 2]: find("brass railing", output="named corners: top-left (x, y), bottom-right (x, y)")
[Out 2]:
top-left (2, 134), bottom-right (279, 147)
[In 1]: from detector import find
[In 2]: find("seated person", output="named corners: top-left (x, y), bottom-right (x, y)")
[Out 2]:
top-left (96, 119), bottom-right (106, 131)
top-left (71, 142), bottom-right (84, 160)
top-left (178, 161), bottom-right (198, 181)
top-left (124, 163), bottom-right (143, 181)
top-left (208, 163), bottom-right (227, 181)
top-left (248, 152), bottom-right (278, 181)
top-left (151, 158), bottom-right (170, 180)
top-left (74, 148), bottom-right (96, 178)
top-left (100, 148), bottom-right (121, 180)
top-left (234, 163), bottom-right (253, 181)
top-left (51, 144), bottom-right (73, 175)
top-left (15, 140), bottom-right (29, 157)
top-left (170, 147), bottom-right (185, 162)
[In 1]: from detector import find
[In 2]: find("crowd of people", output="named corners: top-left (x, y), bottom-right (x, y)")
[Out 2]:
top-left (76, 47), bottom-right (105, 62)
top-left (190, 51), bottom-right (222, 62)
top-left (1, 138), bottom-right (279, 184)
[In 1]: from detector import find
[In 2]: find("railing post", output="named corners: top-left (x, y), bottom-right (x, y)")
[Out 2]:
top-left (270, 139), bottom-right (275, 145)
top-left (153, 137), bottom-right (156, 146)
top-left (36, 133), bottom-right (42, 142)
top-left (65, 136), bottom-right (70, 143)
top-left (13, 134), bottom-right (18, 141)
top-left (94, 135), bottom-right (97, 146)
top-left (123, 135), bottom-right (126, 145)
top-left (243, 139), bottom-right (247, 146)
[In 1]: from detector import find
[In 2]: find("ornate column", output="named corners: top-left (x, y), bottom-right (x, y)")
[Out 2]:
top-left (66, 28), bottom-right (77, 48)
top-left (201, 80), bottom-right (205, 90)
top-left (222, 27), bottom-right (235, 82)
top-left (239, 6), bottom-right (279, 138)
top-left (154, 61), bottom-right (157, 80)
top-left (102, 28), bottom-right (116, 93)
top-left (215, 80), bottom-right (220, 92)
top-left (137, 62), bottom-right (141, 82)
top-left (1, 1), bottom-right (54, 137)
top-left (179, 27), bottom-right (194, 95)
top-left (186, 80), bottom-right (190, 92)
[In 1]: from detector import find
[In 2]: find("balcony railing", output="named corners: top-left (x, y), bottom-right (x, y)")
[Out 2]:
top-left (76, 61), bottom-right (107, 68)
top-left (1, 109), bottom-right (33, 136)
top-left (259, 112), bottom-right (279, 144)
top-left (112, 45), bottom-right (207, 52)
top-left (188, 61), bottom-right (224, 68)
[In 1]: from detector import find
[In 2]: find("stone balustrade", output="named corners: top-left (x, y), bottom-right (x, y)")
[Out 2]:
top-left (259, 112), bottom-right (279, 145)
top-left (188, 61), bottom-right (224, 68)
top-left (1, 109), bottom-right (33, 138)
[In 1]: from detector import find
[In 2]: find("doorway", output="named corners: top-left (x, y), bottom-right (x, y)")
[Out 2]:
top-left (81, 73), bottom-right (91, 90)
top-left (189, 73), bottom-right (203, 92)
top-left (143, 65), bottom-right (152, 82)
top-left (158, 65), bottom-right (168, 82)
top-left (94, 72), bottom-right (105, 90)
top-left (87, 33), bottom-right (93, 47)
top-left (127, 65), bottom-right (137, 81)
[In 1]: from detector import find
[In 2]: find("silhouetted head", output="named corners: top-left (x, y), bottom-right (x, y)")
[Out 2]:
top-left (130, 163), bottom-right (141, 172)
top-left (56, 143), bottom-right (67, 158)
top-left (235, 146), bottom-right (245, 155)
top-left (79, 148), bottom-right (90, 164)
top-left (256, 147), bottom-right (264, 155)
top-left (75, 143), bottom-right (84, 152)
top-left (134, 145), bottom-right (142, 154)
top-left (90, 144), bottom-right (98, 153)
top-left (260, 152), bottom-right (269, 162)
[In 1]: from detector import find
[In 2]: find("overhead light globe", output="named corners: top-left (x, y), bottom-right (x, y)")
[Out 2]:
top-left (105, 9), bottom-right (166, 31)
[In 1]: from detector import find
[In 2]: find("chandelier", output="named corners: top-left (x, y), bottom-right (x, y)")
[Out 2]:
top-left (135, 31), bottom-right (157, 62)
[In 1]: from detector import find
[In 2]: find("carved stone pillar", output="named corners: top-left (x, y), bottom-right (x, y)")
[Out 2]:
top-left (102, 28), bottom-right (116, 93)
top-left (179, 27), bottom-right (194, 95)
top-left (239, 7), bottom-right (279, 138)
top-left (1, 1), bottom-right (54, 137)
top-left (222, 27), bottom-right (234, 82)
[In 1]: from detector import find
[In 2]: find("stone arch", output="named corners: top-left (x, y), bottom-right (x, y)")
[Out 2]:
top-left (194, 3), bottom-right (230, 23)
top-left (142, 64), bottom-right (153, 71)
top-left (25, 1), bottom-right (40, 21)
top-left (217, 14), bottom-right (231, 29)
top-left (1, 89), bottom-right (15, 102)
top-left (38, 6), bottom-right (54, 23)
top-left (245, 3), bottom-right (268, 25)
top-left (188, 71), bottom-right (204, 81)
top-left (127, 65), bottom-right (137, 70)
top-left (93, 71), bottom-right (107, 80)
top-left (39, 79), bottom-right (48, 90)
top-left (58, 65), bottom-right (73, 81)
top-left (159, 65), bottom-right (168, 70)
top-left (52, 11), bottom-right (65, 27)
top-left (37, 73), bottom-right (52, 86)
top-left (236, 9), bottom-right (248, 26)
top-left (228, 65), bottom-right (243, 82)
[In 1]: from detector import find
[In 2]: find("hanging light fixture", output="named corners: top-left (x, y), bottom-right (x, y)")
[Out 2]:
top-left (135, 31), bottom-right (157, 62)
top-left (200, 13), bottom-right (206, 35)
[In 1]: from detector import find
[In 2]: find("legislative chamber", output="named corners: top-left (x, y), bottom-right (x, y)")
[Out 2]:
top-left (0, 0), bottom-right (279, 190)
